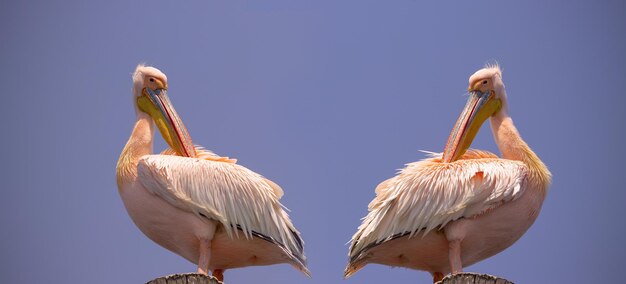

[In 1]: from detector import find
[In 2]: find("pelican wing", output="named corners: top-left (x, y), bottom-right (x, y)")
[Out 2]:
top-left (160, 145), bottom-right (282, 198)
top-left (349, 150), bottom-right (528, 260)
top-left (136, 154), bottom-right (305, 265)
top-left (160, 145), bottom-right (238, 163)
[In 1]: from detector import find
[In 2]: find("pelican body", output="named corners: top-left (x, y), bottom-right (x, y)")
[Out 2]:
top-left (116, 65), bottom-right (309, 280)
top-left (345, 65), bottom-right (551, 282)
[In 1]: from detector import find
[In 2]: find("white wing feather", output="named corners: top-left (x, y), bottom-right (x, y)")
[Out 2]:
top-left (349, 150), bottom-right (528, 258)
top-left (137, 155), bottom-right (301, 257)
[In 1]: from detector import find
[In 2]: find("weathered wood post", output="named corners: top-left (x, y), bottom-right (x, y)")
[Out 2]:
top-left (437, 272), bottom-right (514, 284)
top-left (147, 271), bottom-right (511, 284)
top-left (146, 273), bottom-right (222, 284)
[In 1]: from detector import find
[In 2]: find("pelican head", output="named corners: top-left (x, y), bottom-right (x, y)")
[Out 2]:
top-left (442, 65), bottom-right (504, 162)
top-left (132, 64), bottom-right (196, 158)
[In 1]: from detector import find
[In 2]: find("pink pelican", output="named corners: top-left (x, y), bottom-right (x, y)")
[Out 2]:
top-left (116, 65), bottom-right (310, 281)
top-left (345, 65), bottom-right (551, 282)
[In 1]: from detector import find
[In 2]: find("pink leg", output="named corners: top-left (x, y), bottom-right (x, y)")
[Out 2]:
top-left (432, 272), bottom-right (444, 283)
top-left (197, 239), bottom-right (211, 275)
top-left (448, 240), bottom-right (463, 274)
top-left (213, 269), bottom-right (224, 282)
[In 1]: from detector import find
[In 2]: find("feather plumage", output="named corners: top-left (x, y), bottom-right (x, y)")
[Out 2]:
top-left (348, 149), bottom-right (528, 264)
top-left (137, 154), bottom-right (306, 269)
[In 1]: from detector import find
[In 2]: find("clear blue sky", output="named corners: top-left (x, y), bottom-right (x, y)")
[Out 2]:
top-left (1, 1), bottom-right (625, 283)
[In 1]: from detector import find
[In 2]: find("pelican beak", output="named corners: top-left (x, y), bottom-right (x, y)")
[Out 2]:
top-left (441, 90), bottom-right (501, 162)
top-left (137, 88), bottom-right (196, 158)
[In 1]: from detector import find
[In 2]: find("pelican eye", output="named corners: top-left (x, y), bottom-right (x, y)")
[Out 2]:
top-left (482, 80), bottom-right (487, 85)
top-left (149, 78), bottom-right (155, 82)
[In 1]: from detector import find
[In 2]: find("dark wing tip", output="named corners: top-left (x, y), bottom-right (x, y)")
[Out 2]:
top-left (232, 224), bottom-right (309, 274)
top-left (349, 231), bottom-right (413, 263)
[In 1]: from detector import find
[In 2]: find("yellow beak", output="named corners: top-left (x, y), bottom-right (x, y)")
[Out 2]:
top-left (137, 88), bottom-right (196, 158)
top-left (442, 91), bottom-right (501, 162)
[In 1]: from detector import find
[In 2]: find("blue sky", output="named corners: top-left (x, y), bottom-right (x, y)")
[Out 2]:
top-left (1, 1), bottom-right (625, 283)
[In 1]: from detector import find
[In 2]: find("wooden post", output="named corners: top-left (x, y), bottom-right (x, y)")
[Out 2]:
top-left (146, 273), bottom-right (222, 284)
top-left (146, 272), bottom-right (511, 284)
top-left (437, 272), bottom-right (514, 284)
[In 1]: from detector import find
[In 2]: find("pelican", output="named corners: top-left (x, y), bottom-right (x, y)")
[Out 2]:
top-left (345, 65), bottom-right (551, 282)
top-left (116, 65), bottom-right (309, 281)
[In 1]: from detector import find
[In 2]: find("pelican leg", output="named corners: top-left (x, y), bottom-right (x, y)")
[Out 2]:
top-left (198, 238), bottom-right (211, 275)
top-left (448, 239), bottom-right (463, 274)
top-left (213, 269), bottom-right (224, 282)
top-left (444, 220), bottom-right (467, 274)
top-left (432, 272), bottom-right (444, 283)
